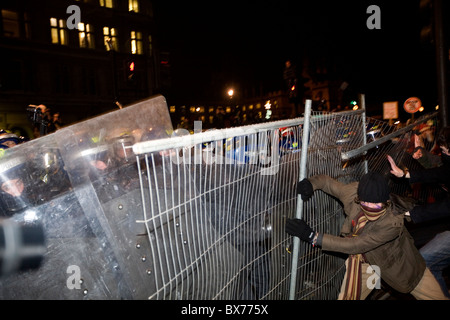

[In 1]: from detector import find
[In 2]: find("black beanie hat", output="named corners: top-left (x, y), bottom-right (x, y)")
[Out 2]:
top-left (357, 172), bottom-right (390, 203)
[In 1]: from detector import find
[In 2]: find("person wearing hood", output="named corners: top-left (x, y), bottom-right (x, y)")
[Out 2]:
top-left (387, 126), bottom-right (450, 298)
top-left (286, 171), bottom-right (449, 300)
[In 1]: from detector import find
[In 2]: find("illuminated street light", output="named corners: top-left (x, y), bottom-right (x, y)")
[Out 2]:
top-left (228, 89), bottom-right (234, 98)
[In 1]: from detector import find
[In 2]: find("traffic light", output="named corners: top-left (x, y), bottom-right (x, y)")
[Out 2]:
top-left (289, 83), bottom-right (298, 102)
top-left (126, 60), bottom-right (135, 81)
top-left (350, 100), bottom-right (359, 110)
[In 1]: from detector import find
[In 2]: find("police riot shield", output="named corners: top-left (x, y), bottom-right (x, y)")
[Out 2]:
top-left (0, 95), bottom-right (176, 299)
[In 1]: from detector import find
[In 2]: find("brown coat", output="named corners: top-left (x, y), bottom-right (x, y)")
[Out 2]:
top-left (309, 174), bottom-right (426, 293)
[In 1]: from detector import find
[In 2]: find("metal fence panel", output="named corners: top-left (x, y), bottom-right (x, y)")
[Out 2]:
top-left (0, 95), bottom-right (440, 299)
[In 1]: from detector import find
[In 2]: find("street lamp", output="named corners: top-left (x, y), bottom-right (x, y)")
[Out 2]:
top-left (228, 89), bottom-right (234, 98)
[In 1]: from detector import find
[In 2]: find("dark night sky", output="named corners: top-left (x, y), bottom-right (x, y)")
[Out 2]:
top-left (153, 0), bottom-right (439, 112)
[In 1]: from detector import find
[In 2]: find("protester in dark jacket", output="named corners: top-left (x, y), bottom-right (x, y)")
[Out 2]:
top-left (286, 172), bottom-right (448, 300)
top-left (387, 126), bottom-right (450, 297)
top-left (387, 149), bottom-right (450, 223)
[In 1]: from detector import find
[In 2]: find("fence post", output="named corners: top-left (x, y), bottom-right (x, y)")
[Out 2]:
top-left (360, 93), bottom-right (369, 174)
top-left (289, 99), bottom-right (312, 300)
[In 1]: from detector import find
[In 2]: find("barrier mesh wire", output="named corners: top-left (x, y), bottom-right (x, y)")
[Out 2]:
top-left (133, 108), bottom-right (440, 300)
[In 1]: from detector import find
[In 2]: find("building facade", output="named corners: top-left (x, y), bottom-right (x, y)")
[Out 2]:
top-left (0, 0), bottom-right (165, 138)
top-left (168, 90), bottom-right (296, 131)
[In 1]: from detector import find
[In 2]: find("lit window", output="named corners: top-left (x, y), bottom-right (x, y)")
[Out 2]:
top-left (99, 0), bottom-right (114, 8)
top-left (129, 0), bottom-right (139, 12)
top-left (50, 18), bottom-right (68, 45)
top-left (130, 31), bottom-right (143, 55)
top-left (78, 23), bottom-right (95, 49)
top-left (2, 10), bottom-right (19, 38)
top-left (103, 27), bottom-right (118, 51)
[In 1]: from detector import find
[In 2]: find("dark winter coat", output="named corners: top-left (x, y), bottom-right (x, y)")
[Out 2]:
top-left (409, 153), bottom-right (450, 223)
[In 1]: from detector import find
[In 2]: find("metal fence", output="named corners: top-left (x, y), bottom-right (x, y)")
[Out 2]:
top-left (132, 97), bottom-right (440, 300)
top-left (0, 95), bottom-right (440, 300)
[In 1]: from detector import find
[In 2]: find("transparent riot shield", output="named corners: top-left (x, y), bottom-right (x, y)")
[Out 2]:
top-left (0, 95), bottom-right (175, 299)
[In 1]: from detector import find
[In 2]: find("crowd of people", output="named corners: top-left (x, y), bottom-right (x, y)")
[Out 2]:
top-left (0, 104), bottom-right (63, 150)
top-left (0, 104), bottom-right (72, 217)
top-left (286, 124), bottom-right (450, 300)
top-left (0, 104), bottom-right (62, 151)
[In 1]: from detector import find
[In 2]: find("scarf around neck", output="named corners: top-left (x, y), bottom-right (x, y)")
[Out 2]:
top-left (342, 205), bottom-right (386, 300)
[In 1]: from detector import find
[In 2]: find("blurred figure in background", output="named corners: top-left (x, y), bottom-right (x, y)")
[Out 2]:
top-left (388, 126), bottom-right (450, 298)
top-left (0, 130), bottom-right (22, 150)
top-left (0, 156), bottom-right (33, 217)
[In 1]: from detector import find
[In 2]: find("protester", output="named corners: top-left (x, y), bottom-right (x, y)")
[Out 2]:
top-left (387, 126), bottom-right (450, 297)
top-left (387, 127), bottom-right (450, 223)
top-left (286, 172), bottom-right (449, 300)
top-left (48, 112), bottom-right (62, 133)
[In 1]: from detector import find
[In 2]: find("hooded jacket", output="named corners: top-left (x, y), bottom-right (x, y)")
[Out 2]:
top-left (309, 174), bottom-right (426, 293)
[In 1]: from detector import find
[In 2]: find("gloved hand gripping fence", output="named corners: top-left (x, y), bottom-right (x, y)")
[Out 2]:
top-left (297, 178), bottom-right (313, 201)
top-left (286, 178), bottom-right (318, 246)
top-left (285, 218), bottom-right (316, 244)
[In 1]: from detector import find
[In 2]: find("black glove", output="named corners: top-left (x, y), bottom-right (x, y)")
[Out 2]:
top-left (285, 218), bottom-right (316, 244)
top-left (297, 178), bottom-right (313, 201)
